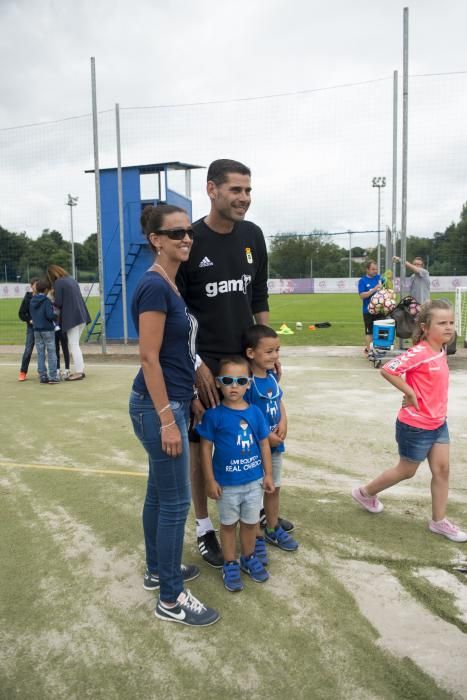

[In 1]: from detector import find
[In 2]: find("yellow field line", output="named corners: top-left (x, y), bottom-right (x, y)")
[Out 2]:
top-left (0, 460), bottom-right (146, 478)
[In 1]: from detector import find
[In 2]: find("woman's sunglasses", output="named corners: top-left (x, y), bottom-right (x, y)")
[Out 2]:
top-left (156, 227), bottom-right (194, 240)
top-left (216, 375), bottom-right (250, 387)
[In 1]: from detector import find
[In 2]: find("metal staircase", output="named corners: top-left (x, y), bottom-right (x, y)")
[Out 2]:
top-left (85, 243), bottom-right (141, 342)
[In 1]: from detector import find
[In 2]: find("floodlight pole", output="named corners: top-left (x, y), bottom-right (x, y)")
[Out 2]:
top-left (400, 7), bottom-right (409, 299)
top-left (91, 56), bottom-right (106, 353)
top-left (372, 176), bottom-right (386, 274)
top-left (66, 194), bottom-right (78, 278)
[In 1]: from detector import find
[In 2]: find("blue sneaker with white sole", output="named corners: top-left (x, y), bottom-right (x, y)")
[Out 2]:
top-left (239, 554), bottom-right (269, 583)
top-left (254, 536), bottom-right (268, 566)
top-left (264, 525), bottom-right (299, 552)
top-left (222, 561), bottom-right (243, 592)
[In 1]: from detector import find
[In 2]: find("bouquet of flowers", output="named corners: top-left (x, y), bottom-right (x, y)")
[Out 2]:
top-left (368, 270), bottom-right (397, 315)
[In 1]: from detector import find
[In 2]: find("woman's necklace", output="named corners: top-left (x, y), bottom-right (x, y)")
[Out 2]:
top-left (153, 263), bottom-right (180, 296)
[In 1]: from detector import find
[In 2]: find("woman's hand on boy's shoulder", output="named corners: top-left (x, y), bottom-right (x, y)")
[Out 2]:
top-left (196, 362), bottom-right (219, 408)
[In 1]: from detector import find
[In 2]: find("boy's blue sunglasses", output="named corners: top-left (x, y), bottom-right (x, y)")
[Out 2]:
top-left (216, 375), bottom-right (250, 386)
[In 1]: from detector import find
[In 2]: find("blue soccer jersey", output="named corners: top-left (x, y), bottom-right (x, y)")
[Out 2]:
top-left (245, 372), bottom-right (285, 453)
top-left (196, 404), bottom-right (270, 486)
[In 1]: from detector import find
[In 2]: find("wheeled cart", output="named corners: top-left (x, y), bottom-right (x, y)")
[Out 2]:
top-left (368, 319), bottom-right (402, 368)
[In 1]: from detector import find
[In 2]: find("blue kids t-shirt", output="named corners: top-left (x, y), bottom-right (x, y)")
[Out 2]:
top-left (196, 403), bottom-right (270, 486)
top-left (358, 274), bottom-right (381, 313)
top-left (245, 372), bottom-right (285, 454)
top-left (131, 271), bottom-right (198, 400)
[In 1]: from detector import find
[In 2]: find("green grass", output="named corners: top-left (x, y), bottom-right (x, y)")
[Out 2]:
top-left (1, 359), bottom-right (465, 699)
top-left (0, 292), bottom-right (455, 346)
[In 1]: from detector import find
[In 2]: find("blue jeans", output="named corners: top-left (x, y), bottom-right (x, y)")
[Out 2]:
top-left (20, 324), bottom-right (35, 373)
top-left (129, 390), bottom-right (191, 603)
top-left (34, 330), bottom-right (58, 380)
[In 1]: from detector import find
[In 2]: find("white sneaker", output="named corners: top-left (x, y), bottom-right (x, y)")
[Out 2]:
top-left (428, 518), bottom-right (467, 543)
top-left (61, 369), bottom-right (71, 380)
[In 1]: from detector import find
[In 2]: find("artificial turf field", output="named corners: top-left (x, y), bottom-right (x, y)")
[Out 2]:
top-left (1, 348), bottom-right (467, 699)
top-left (0, 291), bottom-right (457, 346)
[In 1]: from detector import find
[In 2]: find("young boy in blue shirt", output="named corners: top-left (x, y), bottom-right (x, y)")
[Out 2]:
top-left (196, 355), bottom-right (275, 592)
top-left (29, 279), bottom-right (60, 384)
top-left (243, 325), bottom-right (299, 562)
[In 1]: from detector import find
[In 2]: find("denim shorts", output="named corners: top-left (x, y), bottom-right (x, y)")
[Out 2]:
top-left (217, 479), bottom-right (263, 525)
top-left (271, 452), bottom-right (283, 487)
top-left (396, 419), bottom-right (450, 463)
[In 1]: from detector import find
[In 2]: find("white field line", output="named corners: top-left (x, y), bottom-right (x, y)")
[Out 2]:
top-left (0, 460), bottom-right (145, 478)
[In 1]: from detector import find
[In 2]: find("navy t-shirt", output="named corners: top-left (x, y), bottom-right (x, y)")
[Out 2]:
top-left (131, 271), bottom-right (197, 400)
top-left (245, 372), bottom-right (285, 453)
top-left (358, 274), bottom-right (381, 313)
top-left (196, 403), bottom-right (270, 486)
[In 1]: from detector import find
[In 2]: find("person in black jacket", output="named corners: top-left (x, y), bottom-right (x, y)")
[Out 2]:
top-left (177, 159), bottom-right (293, 568)
top-left (18, 277), bottom-right (39, 381)
top-left (46, 265), bottom-right (91, 381)
top-left (29, 279), bottom-right (60, 384)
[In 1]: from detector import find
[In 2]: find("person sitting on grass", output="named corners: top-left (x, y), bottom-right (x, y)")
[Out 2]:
top-left (242, 324), bottom-right (299, 564)
top-left (196, 355), bottom-right (275, 592)
top-left (29, 279), bottom-right (60, 384)
top-left (352, 299), bottom-right (467, 543)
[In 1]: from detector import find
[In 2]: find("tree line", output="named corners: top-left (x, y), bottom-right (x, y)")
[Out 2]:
top-left (1, 200), bottom-right (466, 282)
top-left (0, 227), bottom-right (98, 282)
top-left (269, 202), bottom-right (467, 278)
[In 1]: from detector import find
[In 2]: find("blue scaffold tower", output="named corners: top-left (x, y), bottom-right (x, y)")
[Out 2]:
top-left (85, 161), bottom-right (203, 342)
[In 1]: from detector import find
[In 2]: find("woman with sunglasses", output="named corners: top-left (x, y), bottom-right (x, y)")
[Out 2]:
top-left (129, 204), bottom-right (219, 627)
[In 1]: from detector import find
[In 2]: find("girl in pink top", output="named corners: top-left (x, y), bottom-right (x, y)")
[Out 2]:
top-left (352, 299), bottom-right (467, 543)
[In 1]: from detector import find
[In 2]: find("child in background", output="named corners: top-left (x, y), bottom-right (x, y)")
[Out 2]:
top-left (29, 280), bottom-right (60, 384)
top-left (243, 325), bottom-right (299, 563)
top-left (196, 356), bottom-right (275, 592)
top-left (48, 288), bottom-right (71, 379)
top-left (18, 277), bottom-right (39, 381)
top-left (352, 299), bottom-right (467, 542)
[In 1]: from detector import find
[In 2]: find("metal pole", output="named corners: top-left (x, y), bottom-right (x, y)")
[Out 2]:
top-left (66, 194), bottom-right (78, 278)
top-left (185, 169), bottom-right (191, 199)
top-left (377, 188), bottom-right (381, 274)
top-left (392, 70), bottom-right (398, 282)
top-left (70, 205), bottom-right (75, 278)
top-left (310, 258), bottom-right (313, 280)
top-left (115, 103), bottom-right (128, 344)
top-left (400, 8), bottom-right (409, 299)
top-left (385, 226), bottom-right (392, 269)
top-left (348, 231), bottom-right (352, 278)
top-left (91, 56), bottom-right (106, 353)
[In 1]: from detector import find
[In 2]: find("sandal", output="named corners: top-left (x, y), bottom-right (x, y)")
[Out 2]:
top-left (66, 372), bottom-right (85, 381)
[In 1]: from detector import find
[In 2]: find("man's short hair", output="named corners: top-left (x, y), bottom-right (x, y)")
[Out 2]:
top-left (413, 256), bottom-right (424, 265)
top-left (207, 159), bottom-right (251, 186)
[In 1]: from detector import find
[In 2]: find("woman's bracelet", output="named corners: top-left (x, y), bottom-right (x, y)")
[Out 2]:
top-left (158, 403), bottom-right (171, 416)
top-left (193, 386), bottom-right (199, 400)
top-left (160, 420), bottom-right (176, 433)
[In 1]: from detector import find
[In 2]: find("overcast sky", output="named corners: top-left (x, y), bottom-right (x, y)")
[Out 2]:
top-left (1, 0), bottom-right (466, 251)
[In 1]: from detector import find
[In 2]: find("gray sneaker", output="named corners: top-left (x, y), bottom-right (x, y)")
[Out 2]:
top-left (143, 564), bottom-right (200, 591)
top-left (155, 589), bottom-right (220, 627)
